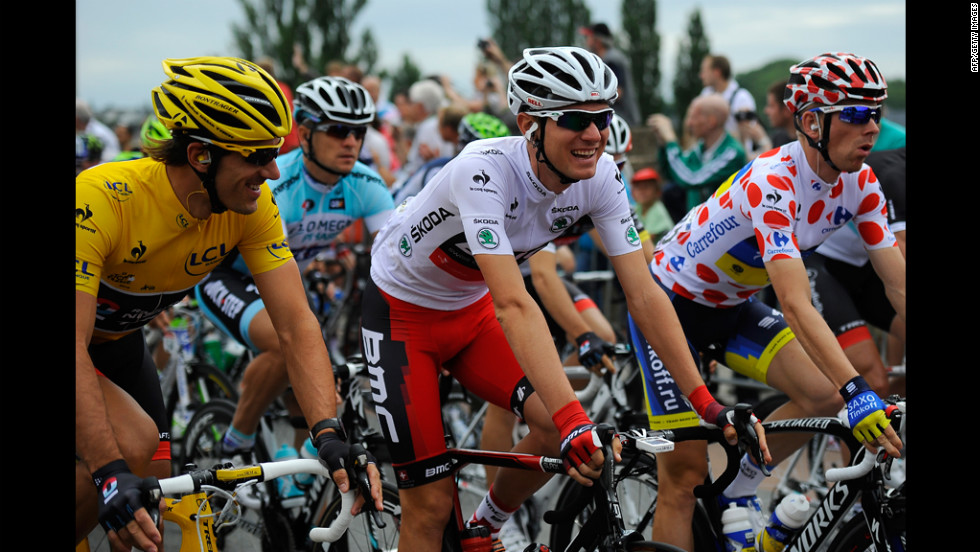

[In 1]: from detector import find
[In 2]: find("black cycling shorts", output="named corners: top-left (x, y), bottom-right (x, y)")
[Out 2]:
top-left (806, 252), bottom-right (896, 349)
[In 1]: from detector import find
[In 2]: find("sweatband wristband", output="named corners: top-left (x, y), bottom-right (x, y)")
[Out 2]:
top-left (552, 400), bottom-right (592, 436)
top-left (92, 459), bottom-right (130, 488)
top-left (688, 384), bottom-right (715, 418)
top-left (839, 375), bottom-right (872, 402)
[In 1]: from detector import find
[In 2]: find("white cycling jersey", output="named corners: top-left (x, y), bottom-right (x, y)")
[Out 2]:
top-left (653, 141), bottom-right (897, 307)
top-left (371, 136), bottom-right (641, 310)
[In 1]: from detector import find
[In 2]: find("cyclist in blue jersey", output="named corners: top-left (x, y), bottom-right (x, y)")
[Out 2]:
top-left (195, 76), bottom-right (395, 457)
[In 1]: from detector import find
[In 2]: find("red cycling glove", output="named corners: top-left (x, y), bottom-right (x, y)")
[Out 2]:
top-left (552, 401), bottom-right (601, 473)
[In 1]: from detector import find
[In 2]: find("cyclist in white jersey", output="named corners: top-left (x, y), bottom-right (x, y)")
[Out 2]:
top-left (633, 52), bottom-right (905, 549)
top-left (361, 46), bottom-right (766, 550)
top-left (195, 76), bottom-right (394, 459)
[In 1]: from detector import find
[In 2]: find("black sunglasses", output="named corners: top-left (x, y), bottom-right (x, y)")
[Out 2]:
top-left (530, 109), bottom-right (615, 132)
top-left (314, 123), bottom-right (368, 140)
top-left (239, 146), bottom-right (281, 166)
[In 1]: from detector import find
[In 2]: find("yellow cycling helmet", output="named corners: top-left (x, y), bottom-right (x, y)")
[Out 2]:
top-left (151, 56), bottom-right (292, 143)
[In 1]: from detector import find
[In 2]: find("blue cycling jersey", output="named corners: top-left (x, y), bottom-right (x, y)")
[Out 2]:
top-left (230, 148), bottom-right (395, 274)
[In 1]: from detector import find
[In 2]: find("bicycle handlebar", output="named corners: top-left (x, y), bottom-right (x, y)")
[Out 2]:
top-left (825, 398), bottom-right (905, 483)
top-left (147, 458), bottom-right (358, 544)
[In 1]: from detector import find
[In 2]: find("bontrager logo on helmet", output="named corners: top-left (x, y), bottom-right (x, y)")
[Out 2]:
top-left (783, 52), bottom-right (887, 115)
top-left (151, 56), bottom-right (292, 142)
top-left (508, 46), bottom-right (619, 116)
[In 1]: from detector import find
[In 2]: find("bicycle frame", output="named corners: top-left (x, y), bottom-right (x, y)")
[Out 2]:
top-left (766, 408), bottom-right (905, 552)
top-left (438, 424), bottom-right (670, 552)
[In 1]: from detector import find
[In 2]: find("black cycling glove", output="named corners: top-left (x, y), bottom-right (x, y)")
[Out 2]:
top-left (575, 331), bottom-right (615, 372)
top-left (92, 459), bottom-right (149, 533)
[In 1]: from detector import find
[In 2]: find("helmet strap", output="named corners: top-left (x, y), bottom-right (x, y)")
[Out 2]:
top-left (303, 132), bottom-right (354, 178)
top-left (190, 148), bottom-right (229, 214)
top-left (530, 118), bottom-right (579, 186)
top-left (796, 113), bottom-right (842, 174)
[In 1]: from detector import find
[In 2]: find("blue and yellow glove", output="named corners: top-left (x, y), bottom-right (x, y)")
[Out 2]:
top-left (839, 375), bottom-right (891, 443)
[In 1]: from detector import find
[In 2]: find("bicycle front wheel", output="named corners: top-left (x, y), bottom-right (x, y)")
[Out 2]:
top-left (167, 362), bottom-right (239, 423)
top-left (314, 481), bottom-right (401, 552)
top-left (178, 398), bottom-right (238, 471)
top-left (549, 450), bottom-right (660, 552)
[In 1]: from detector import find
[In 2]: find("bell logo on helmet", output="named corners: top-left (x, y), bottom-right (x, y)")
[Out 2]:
top-left (527, 97), bottom-right (543, 108)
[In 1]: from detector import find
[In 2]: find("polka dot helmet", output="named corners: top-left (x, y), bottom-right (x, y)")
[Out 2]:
top-left (783, 52), bottom-right (887, 114)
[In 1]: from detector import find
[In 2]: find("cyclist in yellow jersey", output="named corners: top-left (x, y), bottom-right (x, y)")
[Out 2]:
top-left (75, 56), bottom-right (382, 552)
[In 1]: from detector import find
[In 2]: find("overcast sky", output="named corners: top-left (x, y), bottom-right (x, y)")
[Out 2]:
top-left (76, 0), bottom-right (906, 113)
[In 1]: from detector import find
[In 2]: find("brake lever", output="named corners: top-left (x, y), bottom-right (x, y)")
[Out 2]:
top-left (350, 443), bottom-right (385, 528)
top-left (140, 476), bottom-right (163, 527)
top-left (733, 403), bottom-right (769, 476)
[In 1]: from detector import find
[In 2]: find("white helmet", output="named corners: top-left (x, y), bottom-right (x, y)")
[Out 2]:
top-left (507, 46), bottom-right (618, 115)
top-left (294, 76), bottom-right (376, 126)
top-left (604, 113), bottom-right (632, 155)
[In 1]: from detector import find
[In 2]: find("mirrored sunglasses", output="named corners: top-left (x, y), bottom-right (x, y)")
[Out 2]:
top-left (808, 105), bottom-right (882, 125)
top-left (314, 123), bottom-right (368, 140)
top-left (529, 109), bottom-right (615, 132)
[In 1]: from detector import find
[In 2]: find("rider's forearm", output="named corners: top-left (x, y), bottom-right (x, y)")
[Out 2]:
top-left (279, 313), bottom-right (340, 427)
top-left (495, 298), bottom-right (579, 415)
top-left (780, 299), bottom-right (859, 389)
top-left (626, 286), bottom-right (706, 396)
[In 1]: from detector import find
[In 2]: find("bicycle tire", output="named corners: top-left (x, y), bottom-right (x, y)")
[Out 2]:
top-left (825, 513), bottom-right (873, 552)
top-left (313, 480), bottom-right (401, 552)
top-left (177, 398), bottom-right (238, 471)
top-left (166, 361), bottom-right (239, 426)
top-left (624, 540), bottom-right (695, 552)
top-left (751, 392), bottom-right (789, 420)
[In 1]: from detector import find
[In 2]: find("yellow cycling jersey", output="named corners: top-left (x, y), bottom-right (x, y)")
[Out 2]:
top-left (76, 157), bottom-right (293, 343)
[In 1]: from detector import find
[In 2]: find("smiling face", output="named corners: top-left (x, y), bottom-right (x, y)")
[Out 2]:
top-left (519, 102), bottom-right (611, 191)
top-left (210, 138), bottom-right (282, 215)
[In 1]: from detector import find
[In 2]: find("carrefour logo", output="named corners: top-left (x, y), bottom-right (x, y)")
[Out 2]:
top-left (769, 231), bottom-right (791, 248)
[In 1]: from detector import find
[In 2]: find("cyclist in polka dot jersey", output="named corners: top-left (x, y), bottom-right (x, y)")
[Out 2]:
top-left (631, 52), bottom-right (905, 551)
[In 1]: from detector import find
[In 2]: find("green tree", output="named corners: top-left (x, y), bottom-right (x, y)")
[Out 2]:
top-left (230, 0), bottom-right (376, 89)
top-left (671, 8), bottom-right (710, 119)
top-left (621, 0), bottom-right (663, 120)
top-left (485, 0), bottom-right (592, 62)
top-left (386, 54), bottom-right (423, 97)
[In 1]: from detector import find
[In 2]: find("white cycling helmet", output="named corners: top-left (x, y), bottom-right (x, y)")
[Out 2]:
top-left (507, 46), bottom-right (619, 115)
top-left (604, 113), bottom-right (632, 155)
top-left (294, 76), bottom-right (376, 126)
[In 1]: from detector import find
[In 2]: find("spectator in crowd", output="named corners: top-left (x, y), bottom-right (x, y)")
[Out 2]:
top-left (648, 94), bottom-right (747, 220)
top-left (697, 54), bottom-right (768, 156)
top-left (396, 78), bottom-right (456, 181)
top-left (76, 98), bottom-right (121, 163)
top-left (579, 22), bottom-right (642, 127)
top-left (763, 79), bottom-right (796, 147)
top-left (629, 167), bottom-right (674, 244)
